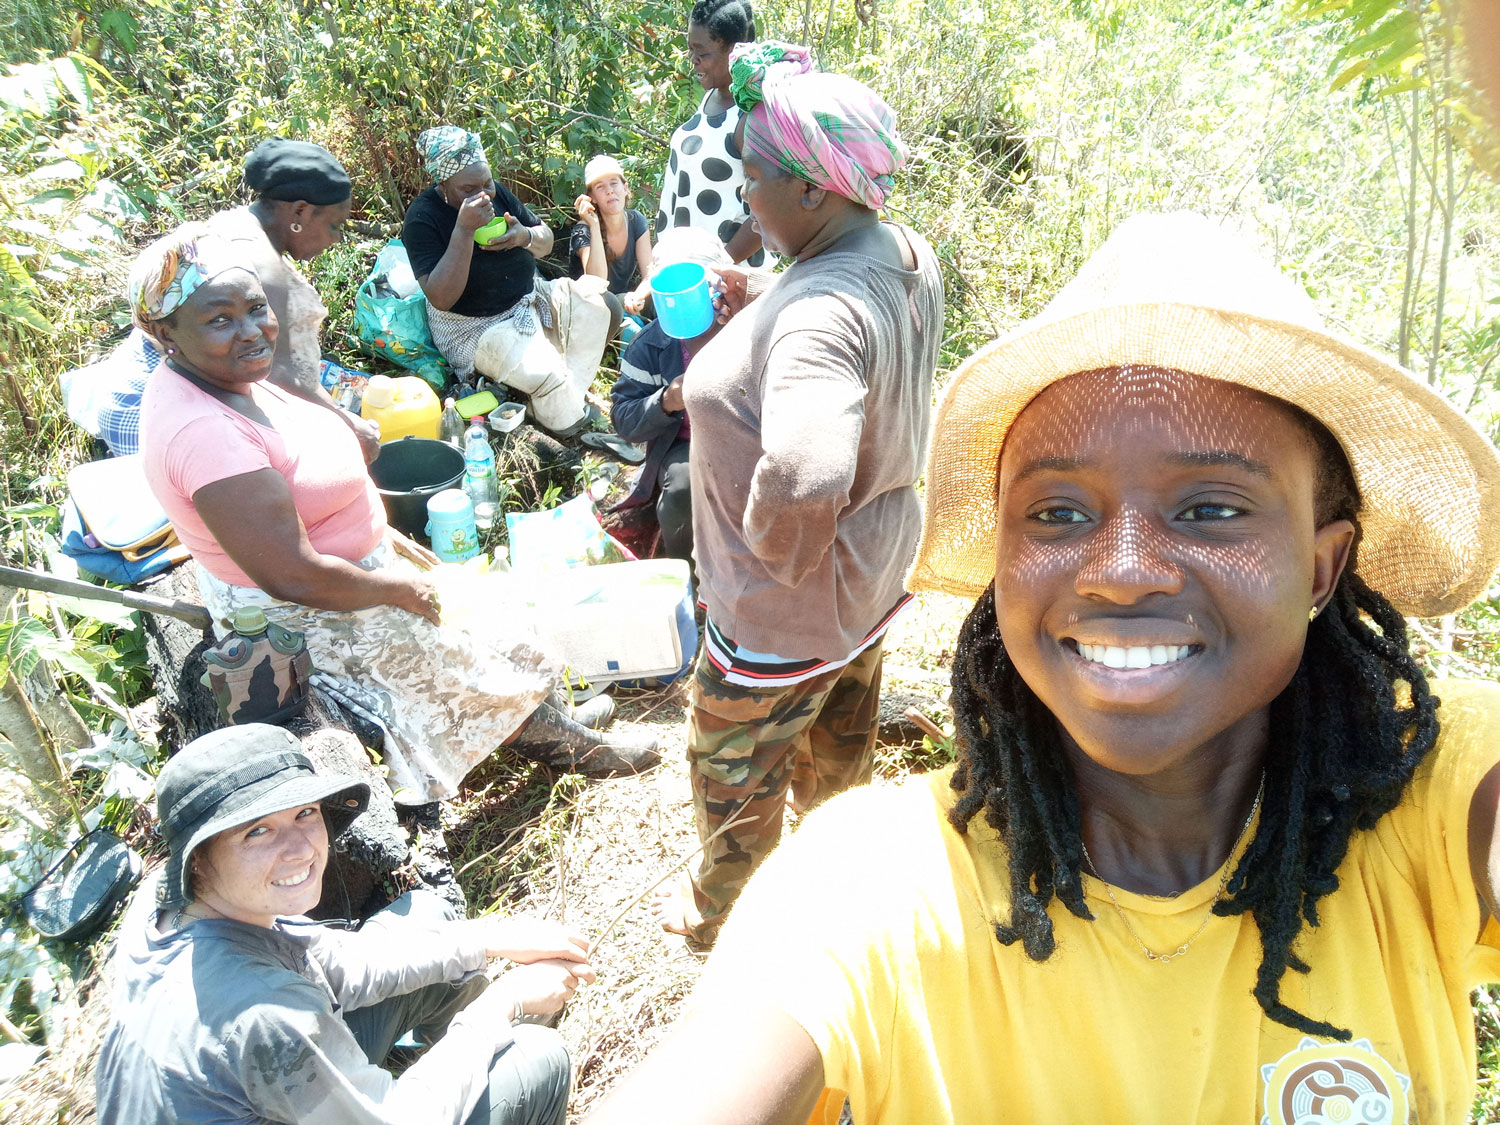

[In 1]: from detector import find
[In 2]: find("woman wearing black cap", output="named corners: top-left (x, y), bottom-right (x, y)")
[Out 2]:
top-left (96, 724), bottom-right (594, 1125)
top-left (209, 138), bottom-right (382, 463)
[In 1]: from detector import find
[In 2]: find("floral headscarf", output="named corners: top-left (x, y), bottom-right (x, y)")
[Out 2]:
top-left (728, 41), bottom-right (908, 211)
top-left (417, 126), bottom-right (488, 183)
top-left (127, 222), bottom-right (255, 335)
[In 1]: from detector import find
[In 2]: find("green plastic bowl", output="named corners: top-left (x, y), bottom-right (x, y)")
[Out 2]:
top-left (474, 216), bottom-right (509, 246)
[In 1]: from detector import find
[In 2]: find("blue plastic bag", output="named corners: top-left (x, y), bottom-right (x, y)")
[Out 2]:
top-left (353, 240), bottom-right (449, 390)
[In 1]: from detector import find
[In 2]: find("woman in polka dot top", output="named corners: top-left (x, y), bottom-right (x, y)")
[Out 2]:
top-left (655, 0), bottom-right (769, 267)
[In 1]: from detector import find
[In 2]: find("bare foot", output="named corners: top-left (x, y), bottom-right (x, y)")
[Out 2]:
top-left (652, 874), bottom-right (696, 937)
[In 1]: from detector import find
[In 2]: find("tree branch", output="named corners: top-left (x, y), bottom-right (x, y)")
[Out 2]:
top-left (530, 97), bottom-right (671, 151)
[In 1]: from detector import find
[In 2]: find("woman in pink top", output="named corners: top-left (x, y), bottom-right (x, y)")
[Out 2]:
top-left (131, 224), bottom-right (658, 804)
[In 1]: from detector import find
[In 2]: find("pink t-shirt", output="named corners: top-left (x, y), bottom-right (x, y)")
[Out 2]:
top-left (141, 369), bottom-right (386, 588)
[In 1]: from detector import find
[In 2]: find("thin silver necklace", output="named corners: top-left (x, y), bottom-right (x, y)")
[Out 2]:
top-left (1079, 773), bottom-right (1264, 965)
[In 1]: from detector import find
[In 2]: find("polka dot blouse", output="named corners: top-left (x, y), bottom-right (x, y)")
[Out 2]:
top-left (654, 92), bottom-right (769, 267)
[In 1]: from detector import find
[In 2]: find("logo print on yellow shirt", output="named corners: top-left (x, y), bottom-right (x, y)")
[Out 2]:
top-left (1260, 1037), bottom-right (1411, 1124)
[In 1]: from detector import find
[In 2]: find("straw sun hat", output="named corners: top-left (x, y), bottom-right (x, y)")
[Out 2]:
top-left (906, 211), bottom-right (1500, 619)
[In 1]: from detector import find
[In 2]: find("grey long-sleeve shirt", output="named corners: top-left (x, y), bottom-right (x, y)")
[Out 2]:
top-left (684, 224), bottom-right (944, 659)
top-left (96, 878), bottom-right (496, 1124)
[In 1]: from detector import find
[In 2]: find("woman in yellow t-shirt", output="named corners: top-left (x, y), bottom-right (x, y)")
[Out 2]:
top-left (586, 211), bottom-right (1500, 1125)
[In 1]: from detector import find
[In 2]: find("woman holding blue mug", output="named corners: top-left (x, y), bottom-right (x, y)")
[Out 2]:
top-left (654, 44), bottom-right (945, 947)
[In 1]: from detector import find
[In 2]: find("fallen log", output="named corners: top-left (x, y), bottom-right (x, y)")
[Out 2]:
top-left (134, 565), bottom-right (460, 919)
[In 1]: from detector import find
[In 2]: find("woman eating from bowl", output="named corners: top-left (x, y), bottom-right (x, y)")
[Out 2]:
top-left (131, 224), bottom-right (659, 797)
top-left (571, 154), bottom-right (653, 316)
top-left (655, 0), bottom-right (767, 267)
top-left (402, 126), bottom-right (619, 435)
top-left (208, 138), bottom-right (381, 463)
top-left (653, 43), bottom-right (945, 947)
top-left (97, 724), bottom-right (594, 1124)
top-left (590, 211), bottom-right (1500, 1124)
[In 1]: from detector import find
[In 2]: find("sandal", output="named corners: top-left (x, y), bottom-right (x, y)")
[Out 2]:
top-left (579, 431), bottom-right (647, 464)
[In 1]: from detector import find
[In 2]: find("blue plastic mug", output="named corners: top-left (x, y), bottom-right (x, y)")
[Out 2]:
top-left (651, 262), bottom-right (715, 339)
top-left (425, 489), bottom-right (480, 563)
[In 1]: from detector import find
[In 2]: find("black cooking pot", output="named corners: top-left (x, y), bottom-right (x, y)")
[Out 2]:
top-left (368, 436), bottom-right (465, 539)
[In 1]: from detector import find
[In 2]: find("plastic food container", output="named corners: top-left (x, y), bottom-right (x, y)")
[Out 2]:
top-left (523, 559), bottom-right (694, 684)
top-left (489, 401), bottom-right (526, 436)
top-left (454, 389), bottom-right (500, 419)
top-left (650, 261), bottom-right (714, 339)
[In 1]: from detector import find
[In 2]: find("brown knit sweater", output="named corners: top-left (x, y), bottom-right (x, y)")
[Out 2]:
top-left (685, 223), bottom-right (945, 660)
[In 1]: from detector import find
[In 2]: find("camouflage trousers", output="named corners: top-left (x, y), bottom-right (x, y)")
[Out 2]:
top-left (685, 641), bottom-right (884, 945)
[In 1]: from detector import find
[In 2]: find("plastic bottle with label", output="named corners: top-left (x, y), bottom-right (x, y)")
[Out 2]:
top-left (463, 420), bottom-right (500, 530)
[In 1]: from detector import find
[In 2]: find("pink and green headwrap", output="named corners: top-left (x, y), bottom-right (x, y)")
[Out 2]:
top-left (728, 41), bottom-right (907, 211)
top-left (127, 222), bottom-right (256, 336)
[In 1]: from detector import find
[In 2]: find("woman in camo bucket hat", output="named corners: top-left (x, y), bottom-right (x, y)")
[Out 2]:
top-left (152, 723), bottom-right (368, 909)
top-left (98, 723), bottom-right (593, 1125)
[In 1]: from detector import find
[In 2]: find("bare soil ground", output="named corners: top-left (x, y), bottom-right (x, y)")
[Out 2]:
top-left (461, 592), bottom-right (968, 1118)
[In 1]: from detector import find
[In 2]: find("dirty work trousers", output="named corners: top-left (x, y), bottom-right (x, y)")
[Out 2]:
top-left (344, 891), bottom-right (570, 1125)
top-left (685, 641), bottom-right (884, 945)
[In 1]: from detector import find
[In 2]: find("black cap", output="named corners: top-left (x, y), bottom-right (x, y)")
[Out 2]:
top-left (243, 139), bottom-right (352, 206)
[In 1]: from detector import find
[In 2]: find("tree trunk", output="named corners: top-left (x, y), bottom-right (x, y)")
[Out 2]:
top-left (0, 674), bottom-right (65, 816)
top-left (24, 659), bottom-right (91, 753)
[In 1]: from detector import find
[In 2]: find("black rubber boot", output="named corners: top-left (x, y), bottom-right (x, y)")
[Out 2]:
top-left (544, 688), bottom-right (614, 730)
top-left (511, 702), bottom-right (659, 775)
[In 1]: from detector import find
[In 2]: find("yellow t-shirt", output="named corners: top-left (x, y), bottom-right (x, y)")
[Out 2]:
top-left (697, 680), bottom-right (1500, 1124)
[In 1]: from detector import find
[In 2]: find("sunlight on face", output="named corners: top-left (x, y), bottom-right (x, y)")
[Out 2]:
top-left (992, 366), bottom-right (1353, 777)
top-left (589, 174), bottom-right (629, 213)
top-left (193, 804), bottom-right (328, 928)
top-left (160, 269), bottom-right (278, 390)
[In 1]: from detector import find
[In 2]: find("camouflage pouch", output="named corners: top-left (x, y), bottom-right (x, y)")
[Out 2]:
top-left (201, 608), bottom-right (313, 726)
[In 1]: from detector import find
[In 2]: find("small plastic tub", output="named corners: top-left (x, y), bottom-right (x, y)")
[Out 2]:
top-left (651, 261), bottom-right (714, 339)
top-left (490, 401), bottom-right (526, 436)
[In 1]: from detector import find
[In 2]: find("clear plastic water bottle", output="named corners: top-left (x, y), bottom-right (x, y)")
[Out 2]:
top-left (440, 397), bottom-right (465, 445)
top-left (463, 420), bottom-right (500, 530)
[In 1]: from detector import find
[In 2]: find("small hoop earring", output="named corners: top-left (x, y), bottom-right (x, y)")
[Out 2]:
top-left (1308, 605), bottom-right (1319, 621)
top-left (289, 222), bottom-right (303, 233)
